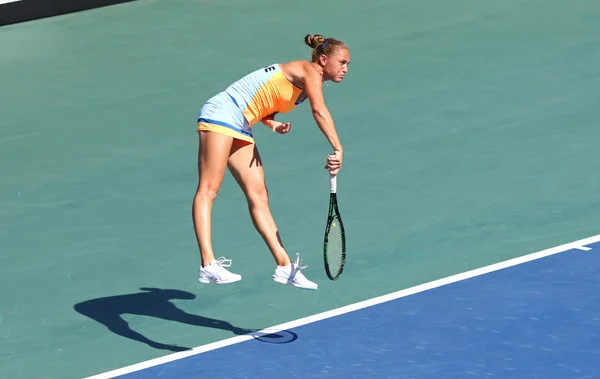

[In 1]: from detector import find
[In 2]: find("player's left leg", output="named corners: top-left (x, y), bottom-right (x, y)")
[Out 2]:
top-left (226, 140), bottom-right (318, 290)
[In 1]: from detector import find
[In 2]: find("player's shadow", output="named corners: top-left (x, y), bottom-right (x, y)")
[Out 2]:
top-left (74, 287), bottom-right (255, 352)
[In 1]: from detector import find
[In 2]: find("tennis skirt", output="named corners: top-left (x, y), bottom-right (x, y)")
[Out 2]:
top-left (197, 92), bottom-right (254, 143)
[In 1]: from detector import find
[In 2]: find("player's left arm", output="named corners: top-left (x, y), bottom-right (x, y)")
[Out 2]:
top-left (261, 112), bottom-right (291, 134)
top-left (261, 112), bottom-right (278, 129)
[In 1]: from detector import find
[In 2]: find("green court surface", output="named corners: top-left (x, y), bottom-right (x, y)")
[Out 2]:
top-left (1, 0), bottom-right (600, 378)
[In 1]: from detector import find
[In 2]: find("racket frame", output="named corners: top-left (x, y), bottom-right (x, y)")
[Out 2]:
top-left (323, 170), bottom-right (346, 280)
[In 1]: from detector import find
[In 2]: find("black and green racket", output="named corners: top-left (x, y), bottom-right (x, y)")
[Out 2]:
top-left (323, 157), bottom-right (346, 280)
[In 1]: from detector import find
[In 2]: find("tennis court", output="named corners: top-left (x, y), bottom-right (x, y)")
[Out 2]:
top-left (1, 0), bottom-right (600, 378)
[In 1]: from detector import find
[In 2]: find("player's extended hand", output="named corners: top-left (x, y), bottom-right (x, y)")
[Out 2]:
top-left (272, 122), bottom-right (291, 134)
top-left (325, 150), bottom-right (343, 175)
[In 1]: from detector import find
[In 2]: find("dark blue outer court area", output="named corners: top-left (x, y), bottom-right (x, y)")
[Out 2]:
top-left (120, 242), bottom-right (600, 379)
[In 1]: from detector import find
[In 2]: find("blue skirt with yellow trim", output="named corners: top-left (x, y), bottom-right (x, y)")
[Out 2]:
top-left (197, 92), bottom-right (254, 143)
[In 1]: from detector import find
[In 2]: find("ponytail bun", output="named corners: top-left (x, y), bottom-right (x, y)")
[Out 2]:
top-left (304, 34), bottom-right (325, 48)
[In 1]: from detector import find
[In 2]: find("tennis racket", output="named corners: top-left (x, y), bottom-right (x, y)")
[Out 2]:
top-left (323, 155), bottom-right (346, 280)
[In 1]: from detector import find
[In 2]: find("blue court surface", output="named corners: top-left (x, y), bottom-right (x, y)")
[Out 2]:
top-left (88, 236), bottom-right (600, 379)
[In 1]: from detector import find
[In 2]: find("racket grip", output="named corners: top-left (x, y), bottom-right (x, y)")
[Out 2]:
top-left (328, 153), bottom-right (337, 193)
top-left (329, 174), bottom-right (337, 193)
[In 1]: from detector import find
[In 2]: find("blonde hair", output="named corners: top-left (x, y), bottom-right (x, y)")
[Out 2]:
top-left (304, 34), bottom-right (348, 62)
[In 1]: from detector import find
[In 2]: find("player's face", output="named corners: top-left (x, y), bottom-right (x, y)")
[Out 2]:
top-left (323, 49), bottom-right (350, 83)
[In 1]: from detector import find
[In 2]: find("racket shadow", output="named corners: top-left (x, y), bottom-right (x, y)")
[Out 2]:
top-left (73, 287), bottom-right (254, 352)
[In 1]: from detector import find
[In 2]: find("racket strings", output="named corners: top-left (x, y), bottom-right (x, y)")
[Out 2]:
top-left (326, 218), bottom-right (344, 276)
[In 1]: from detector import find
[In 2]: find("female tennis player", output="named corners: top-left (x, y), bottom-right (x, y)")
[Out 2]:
top-left (194, 34), bottom-right (349, 290)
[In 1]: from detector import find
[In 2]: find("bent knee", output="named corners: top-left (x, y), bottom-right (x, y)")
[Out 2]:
top-left (195, 185), bottom-right (220, 201)
top-left (246, 187), bottom-right (269, 207)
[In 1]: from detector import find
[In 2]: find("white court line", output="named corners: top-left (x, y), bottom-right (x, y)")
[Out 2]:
top-left (0, 0), bottom-right (21, 4)
top-left (84, 233), bottom-right (600, 379)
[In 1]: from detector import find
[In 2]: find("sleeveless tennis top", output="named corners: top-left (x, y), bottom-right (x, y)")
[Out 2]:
top-left (224, 64), bottom-right (308, 126)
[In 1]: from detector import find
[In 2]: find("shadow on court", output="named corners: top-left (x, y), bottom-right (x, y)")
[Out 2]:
top-left (73, 287), bottom-right (255, 352)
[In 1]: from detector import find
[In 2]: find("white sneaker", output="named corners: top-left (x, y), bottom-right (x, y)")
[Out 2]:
top-left (198, 257), bottom-right (242, 284)
top-left (273, 253), bottom-right (318, 290)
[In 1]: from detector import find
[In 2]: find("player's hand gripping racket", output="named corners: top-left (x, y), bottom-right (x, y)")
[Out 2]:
top-left (323, 154), bottom-right (346, 280)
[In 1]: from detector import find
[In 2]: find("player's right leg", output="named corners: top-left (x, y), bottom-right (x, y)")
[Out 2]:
top-left (193, 130), bottom-right (242, 284)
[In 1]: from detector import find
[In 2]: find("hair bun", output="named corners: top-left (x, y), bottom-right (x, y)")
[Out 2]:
top-left (304, 34), bottom-right (325, 48)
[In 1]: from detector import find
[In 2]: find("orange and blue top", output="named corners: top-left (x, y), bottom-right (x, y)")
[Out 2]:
top-left (197, 64), bottom-right (307, 143)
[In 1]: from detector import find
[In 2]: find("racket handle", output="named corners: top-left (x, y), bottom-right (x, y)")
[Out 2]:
top-left (329, 174), bottom-right (337, 193)
top-left (328, 153), bottom-right (337, 194)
